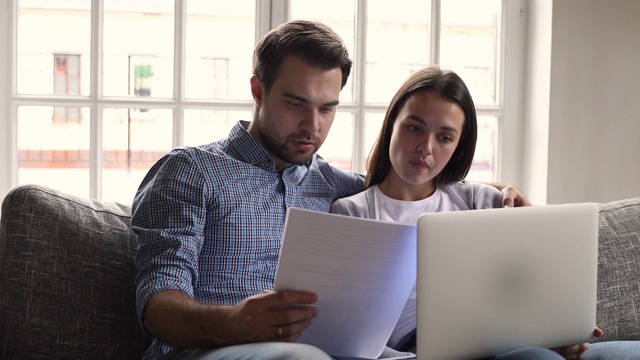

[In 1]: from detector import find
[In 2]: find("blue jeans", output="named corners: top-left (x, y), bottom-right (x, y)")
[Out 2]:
top-left (461, 341), bottom-right (640, 360)
top-left (160, 341), bottom-right (640, 360)
top-left (159, 343), bottom-right (332, 360)
top-left (583, 341), bottom-right (640, 359)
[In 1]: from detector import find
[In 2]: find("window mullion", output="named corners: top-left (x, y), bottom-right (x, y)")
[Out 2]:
top-left (254, 0), bottom-right (271, 41)
top-left (173, 0), bottom-right (186, 148)
top-left (1, 1), bottom-right (18, 199)
top-left (353, 0), bottom-right (367, 174)
top-left (430, 0), bottom-right (441, 65)
top-left (270, 0), bottom-right (289, 28)
top-left (90, 0), bottom-right (104, 199)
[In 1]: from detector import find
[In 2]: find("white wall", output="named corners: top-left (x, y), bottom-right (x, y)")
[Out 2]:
top-left (524, 0), bottom-right (640, 204)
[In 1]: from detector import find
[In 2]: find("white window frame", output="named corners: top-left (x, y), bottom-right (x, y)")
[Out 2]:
top-left (0, 0), bottom-right (526, 202)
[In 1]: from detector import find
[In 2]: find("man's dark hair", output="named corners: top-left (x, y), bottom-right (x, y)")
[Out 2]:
top-left (253, 20), bottom-right (352, 91)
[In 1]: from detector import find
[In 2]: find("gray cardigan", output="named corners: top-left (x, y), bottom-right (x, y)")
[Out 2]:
top-left (330, 181), bottom-right (504, 219)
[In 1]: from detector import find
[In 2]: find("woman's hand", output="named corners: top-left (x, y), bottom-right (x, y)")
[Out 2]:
top-left (551, 327), bottom-right (603, 360)
top-left (500, 185), bottom-right (532, 207)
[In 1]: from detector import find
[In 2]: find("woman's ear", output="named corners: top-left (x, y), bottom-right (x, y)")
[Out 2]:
top-left (250, 76), bottom-right (264, 107)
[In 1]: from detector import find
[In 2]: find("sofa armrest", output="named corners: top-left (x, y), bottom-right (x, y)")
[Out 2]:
top-left (0, 184), bottom-right (150, 359)
top-left (597, 196), bottom-right (640, 341)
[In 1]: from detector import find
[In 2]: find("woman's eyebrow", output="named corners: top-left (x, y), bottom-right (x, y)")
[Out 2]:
top-left (408, 114), bottom-right (426, 124)
top-left (407, 115), bottom-right (459, 133)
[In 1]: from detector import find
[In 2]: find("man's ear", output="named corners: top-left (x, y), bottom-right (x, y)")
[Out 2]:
top-left (250, 76), bottom-right (264, 107)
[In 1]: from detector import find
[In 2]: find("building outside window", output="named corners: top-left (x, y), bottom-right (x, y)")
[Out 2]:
top-left (129, 55), bottom-right (154, 97)
top-left (53, 53), bottom-right (82, 122)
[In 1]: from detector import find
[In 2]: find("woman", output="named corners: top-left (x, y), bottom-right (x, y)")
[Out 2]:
top-left (331, 66), bottom-right (604, 360)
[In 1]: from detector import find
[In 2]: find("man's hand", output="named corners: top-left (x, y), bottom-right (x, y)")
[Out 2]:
top-left (223, 290), bottom-right (318, 344)
top-left (500, 185), bottom-right (531, 208)
top-left (143, 289), bottom-right (318, 348)
top-left (551, 327), bottom-right (604, 360)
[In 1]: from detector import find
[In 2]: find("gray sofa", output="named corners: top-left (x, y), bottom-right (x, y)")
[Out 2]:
top-left (1, 184), bottom-right (640, 359)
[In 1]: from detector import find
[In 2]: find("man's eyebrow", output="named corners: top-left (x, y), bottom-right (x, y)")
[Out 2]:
top-left (407, 114), bottom-right (459, 133)
top-left (283, 92), bottom-right (340, 107)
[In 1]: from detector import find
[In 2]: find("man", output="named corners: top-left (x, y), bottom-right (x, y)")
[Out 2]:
top-left (133, 20), bottom-right (612, 360)
top-left (132, 20), bottom-right (363, 360)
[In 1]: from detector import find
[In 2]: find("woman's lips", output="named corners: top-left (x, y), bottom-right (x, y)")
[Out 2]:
top-left (410, 160), bottom-right (430, 171)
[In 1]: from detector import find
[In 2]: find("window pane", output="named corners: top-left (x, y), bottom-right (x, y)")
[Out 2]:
top-left (467, 115), bottom-right (498, 182)
top-left (18, 106), bottom-right (91, 197)
top-left (319, 112), bottom-right (354, 171)
top-left (289, 0), bottom-right (357, 103)
top-left (17, 1), bottom-right (90, 95)
top-left (102, 108), bottom-right (173, 203)
top-left (103, 0), bottom-right (174, 97)
top-left (366, 0), bottom-right (431, 104)
top-left (185, 0), bottom-right (255, 100)
top-left (440, 0), bottom-right (500, 106)
top-left (183, 109), bottom-right (252, 146)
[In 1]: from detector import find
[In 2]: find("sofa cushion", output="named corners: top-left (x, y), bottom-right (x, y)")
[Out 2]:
top-left (597, 196), bottom-right (640, 341)
top-left (0, 184), bottom-right (150, 359)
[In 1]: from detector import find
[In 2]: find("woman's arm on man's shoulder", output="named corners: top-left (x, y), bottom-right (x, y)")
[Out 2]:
top-left (483, 182), bottom-right (532, 207)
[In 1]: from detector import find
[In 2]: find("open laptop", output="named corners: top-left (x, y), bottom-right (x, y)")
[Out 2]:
top-left (416, 202), bottom-right (599, 360)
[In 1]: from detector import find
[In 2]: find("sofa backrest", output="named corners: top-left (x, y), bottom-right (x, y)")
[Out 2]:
top-left (0, 184), bottom-right (150, 359)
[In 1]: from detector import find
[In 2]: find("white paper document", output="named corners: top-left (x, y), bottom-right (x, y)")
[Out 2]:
top-left (274, 208), bottom-right (417, 359)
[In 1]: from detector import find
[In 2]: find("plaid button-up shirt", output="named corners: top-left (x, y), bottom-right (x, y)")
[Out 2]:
top-left (132, 121), bottom-right (364, 358)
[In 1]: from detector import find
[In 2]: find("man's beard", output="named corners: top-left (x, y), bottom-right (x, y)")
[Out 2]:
top-left (260, 128), bottom-right (320, 166)
top-left (257, 115), bottom-right (321, 167)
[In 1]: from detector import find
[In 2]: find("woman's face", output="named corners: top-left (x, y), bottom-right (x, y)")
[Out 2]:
top-left (383, 90), bottom-right (465, 200)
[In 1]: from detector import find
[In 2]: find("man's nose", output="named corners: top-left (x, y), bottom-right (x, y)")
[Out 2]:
top-left (299, 108), bottom-right (321, 133)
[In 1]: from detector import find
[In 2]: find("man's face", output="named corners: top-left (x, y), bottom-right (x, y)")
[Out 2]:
top-left (249, 55), bottom-right (343, 170)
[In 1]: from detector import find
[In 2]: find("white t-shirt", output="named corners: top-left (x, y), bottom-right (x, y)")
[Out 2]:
top-left (373, 184), bottom-right (475, 349)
